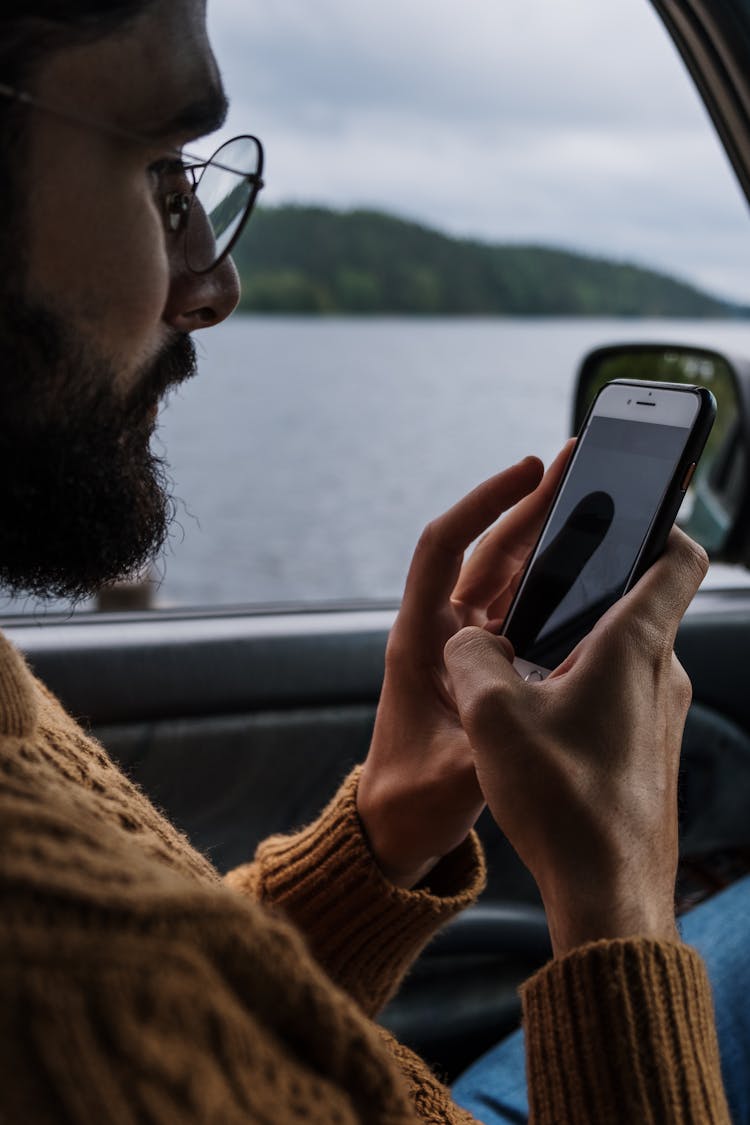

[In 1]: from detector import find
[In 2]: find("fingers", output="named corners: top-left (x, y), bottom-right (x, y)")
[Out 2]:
top-left (398, 457), bottom-right (543, 629)
top-left (614, 526), bottom-right (708, 647)
top-left (455, 441), bottom-right (575, 613)
top-left (443, 626), bottom-right (521, 726)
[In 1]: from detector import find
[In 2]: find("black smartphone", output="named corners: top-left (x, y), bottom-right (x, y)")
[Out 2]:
top-left (502, 378), bottom-right (716, 680)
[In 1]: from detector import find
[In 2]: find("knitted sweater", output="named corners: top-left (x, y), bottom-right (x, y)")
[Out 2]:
top-left (0, 631), bottom-right (730, 1123)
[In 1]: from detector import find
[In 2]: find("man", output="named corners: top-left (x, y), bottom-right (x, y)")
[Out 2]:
top-left (0, 1), bottom-right (738, 1120)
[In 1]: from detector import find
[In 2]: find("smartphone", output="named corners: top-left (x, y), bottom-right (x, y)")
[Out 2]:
top-left (502, 379), bottom-right (716, 680)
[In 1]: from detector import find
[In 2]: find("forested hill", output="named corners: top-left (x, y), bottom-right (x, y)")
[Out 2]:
top-left (231, 204), bottom-right (745, 318)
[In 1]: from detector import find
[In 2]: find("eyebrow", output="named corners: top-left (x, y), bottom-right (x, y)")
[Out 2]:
top-left (149, 84), bottom-right (229, 141)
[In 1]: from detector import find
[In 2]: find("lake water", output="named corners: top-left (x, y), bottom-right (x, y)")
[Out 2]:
top-left (8, 315), bottom-right (750, 614)
top-left (151, 315), bottom-right (750, 607)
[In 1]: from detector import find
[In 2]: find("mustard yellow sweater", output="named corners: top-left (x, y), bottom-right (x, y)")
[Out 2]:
top-left (0, 631), bottom-right (730, 1123)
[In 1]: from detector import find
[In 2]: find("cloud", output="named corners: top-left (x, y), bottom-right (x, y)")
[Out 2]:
top-left (205, 0), bottom-right (750, 301)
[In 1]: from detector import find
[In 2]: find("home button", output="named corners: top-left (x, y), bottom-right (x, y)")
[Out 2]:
top-left (523, 669), bottom-right (544, 683)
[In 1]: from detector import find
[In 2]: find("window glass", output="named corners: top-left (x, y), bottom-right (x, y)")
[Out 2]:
top-left (5, 0), bottom-right (750, 615)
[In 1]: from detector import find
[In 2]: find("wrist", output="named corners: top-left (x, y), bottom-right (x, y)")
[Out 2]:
top-left (373, 855), bottom-right (442, 890)
top-left (356, 784), bottom-right (440, 890)
top-left (543, 883), bottom-right (679, 959)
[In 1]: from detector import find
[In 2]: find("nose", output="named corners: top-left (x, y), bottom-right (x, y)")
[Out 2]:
top-left (163, 191), bottom-right (242, 331)
top-left (162, 250), bottom-right (241, 332)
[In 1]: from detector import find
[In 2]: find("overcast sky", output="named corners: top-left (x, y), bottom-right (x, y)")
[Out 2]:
top-left (204, 0), bottom-right (750, 303)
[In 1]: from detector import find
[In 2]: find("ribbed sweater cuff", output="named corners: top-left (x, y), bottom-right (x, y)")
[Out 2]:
top-left (252, 767), bottom-right (486, 1016)
top-left (0, 633), bottom-right (37, 739)
top-left (521, 939), bottom-right (731, 1124)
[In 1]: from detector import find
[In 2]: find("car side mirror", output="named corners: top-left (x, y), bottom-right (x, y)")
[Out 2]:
top-left (573, 344), bottom-right (750, 563)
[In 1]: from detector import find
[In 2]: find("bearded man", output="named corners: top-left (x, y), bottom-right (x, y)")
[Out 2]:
top-left (0, 2), bottom-right (741, 1122)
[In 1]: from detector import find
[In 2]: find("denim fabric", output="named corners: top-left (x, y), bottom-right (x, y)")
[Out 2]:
top-left (452, 875), bottom-right (750, 1124)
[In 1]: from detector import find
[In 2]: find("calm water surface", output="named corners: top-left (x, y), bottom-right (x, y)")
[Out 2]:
top-left (7, 315), bottom-right (750, 614)
top-left (152, 315), bottom-right (750, 607)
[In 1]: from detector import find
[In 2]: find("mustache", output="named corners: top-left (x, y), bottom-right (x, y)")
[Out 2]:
top-left (126, 334), bottom-right (198, 418)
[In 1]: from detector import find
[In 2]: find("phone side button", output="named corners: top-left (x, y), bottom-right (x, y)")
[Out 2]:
top-left (524, 670), bottom-right (545, 683)
top-left (681, 462), bottom-right (697, 492)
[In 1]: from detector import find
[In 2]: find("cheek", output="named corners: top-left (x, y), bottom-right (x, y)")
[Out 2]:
top-left (93, 194), bottom-right (172, 355)
top-left (28, 155), bottom-right (171, 379)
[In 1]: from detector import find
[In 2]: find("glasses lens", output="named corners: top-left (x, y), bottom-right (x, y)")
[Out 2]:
top-left (186, 136), bottom-right (262, 272)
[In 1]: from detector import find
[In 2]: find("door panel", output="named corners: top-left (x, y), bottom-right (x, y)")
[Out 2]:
top-left (96, 706), bottom-right (372, 874)
top-left (6, 588), bottom-right (750, 887)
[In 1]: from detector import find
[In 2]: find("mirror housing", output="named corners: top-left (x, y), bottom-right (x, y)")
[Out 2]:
top-left (573, 343), bottom-right (750, 565)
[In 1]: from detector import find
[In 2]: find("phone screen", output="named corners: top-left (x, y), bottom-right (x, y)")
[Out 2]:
top-left (504, 409), bottom-right (695, 671)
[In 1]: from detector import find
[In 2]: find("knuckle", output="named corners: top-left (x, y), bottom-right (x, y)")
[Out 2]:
top-left (384, 630), bottom-right (409, 670)
top-left (444, 625), bottom-right (485, 665)
top-left (461, 679), bottom-right (505, 731)
top-left (444, 628), bottom-right (519, 727)
top-left (677, 536), bottom-right (709, 583)
top-left (671, 656), bottom-right (693, 710)
top-left (415, 519), bottom-right (442, 558)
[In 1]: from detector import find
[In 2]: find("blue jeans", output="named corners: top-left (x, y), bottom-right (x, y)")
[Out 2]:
top-left (452, 875), bottom-right (750, 1124)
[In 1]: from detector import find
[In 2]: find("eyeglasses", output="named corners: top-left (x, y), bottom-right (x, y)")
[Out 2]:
top-left (158, 134), bottom-right (264, 273)
top-left (0, 82), bottom-right (265, 274)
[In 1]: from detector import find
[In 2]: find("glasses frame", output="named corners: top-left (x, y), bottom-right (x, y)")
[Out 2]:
top-left (0, 81), bottom-right (265, 275)
top-left (169, 134), bottom-right (265, 274)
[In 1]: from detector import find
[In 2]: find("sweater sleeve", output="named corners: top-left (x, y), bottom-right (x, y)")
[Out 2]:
top-left (521, 938), bottom-right (731, 1123)
top-left (223, 767), bottom-right (486, 1016)
top-left (0, 896), bottom-right (483, 1125)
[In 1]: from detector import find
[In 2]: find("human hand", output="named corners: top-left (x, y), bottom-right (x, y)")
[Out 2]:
top-left (357, 446), bottom-right (573, 889)
top-left (444, 527), bottom-right (708, 955)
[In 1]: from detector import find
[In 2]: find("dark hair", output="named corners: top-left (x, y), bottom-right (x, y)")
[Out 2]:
top-left (1, 0), bottom-right (150, 15)
top-left (0, 2), bottom-right (157, 277)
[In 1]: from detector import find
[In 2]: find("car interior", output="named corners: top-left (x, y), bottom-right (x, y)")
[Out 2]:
top-left (4, 0), bottom-right (750, 1084)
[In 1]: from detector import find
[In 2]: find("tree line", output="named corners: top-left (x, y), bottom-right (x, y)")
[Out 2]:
top-left (231, 205), bottom-right (746, 318)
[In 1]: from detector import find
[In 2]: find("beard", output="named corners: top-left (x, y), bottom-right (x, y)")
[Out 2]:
top-left (0, 296), bottom-right (197, 603)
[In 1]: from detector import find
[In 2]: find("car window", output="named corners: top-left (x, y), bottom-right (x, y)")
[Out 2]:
top-left (5, 0), bottom-right (750, 617)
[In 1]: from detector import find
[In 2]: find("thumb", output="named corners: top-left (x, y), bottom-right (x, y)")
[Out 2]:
top-left (444, 626), bottom-right (522, 729)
